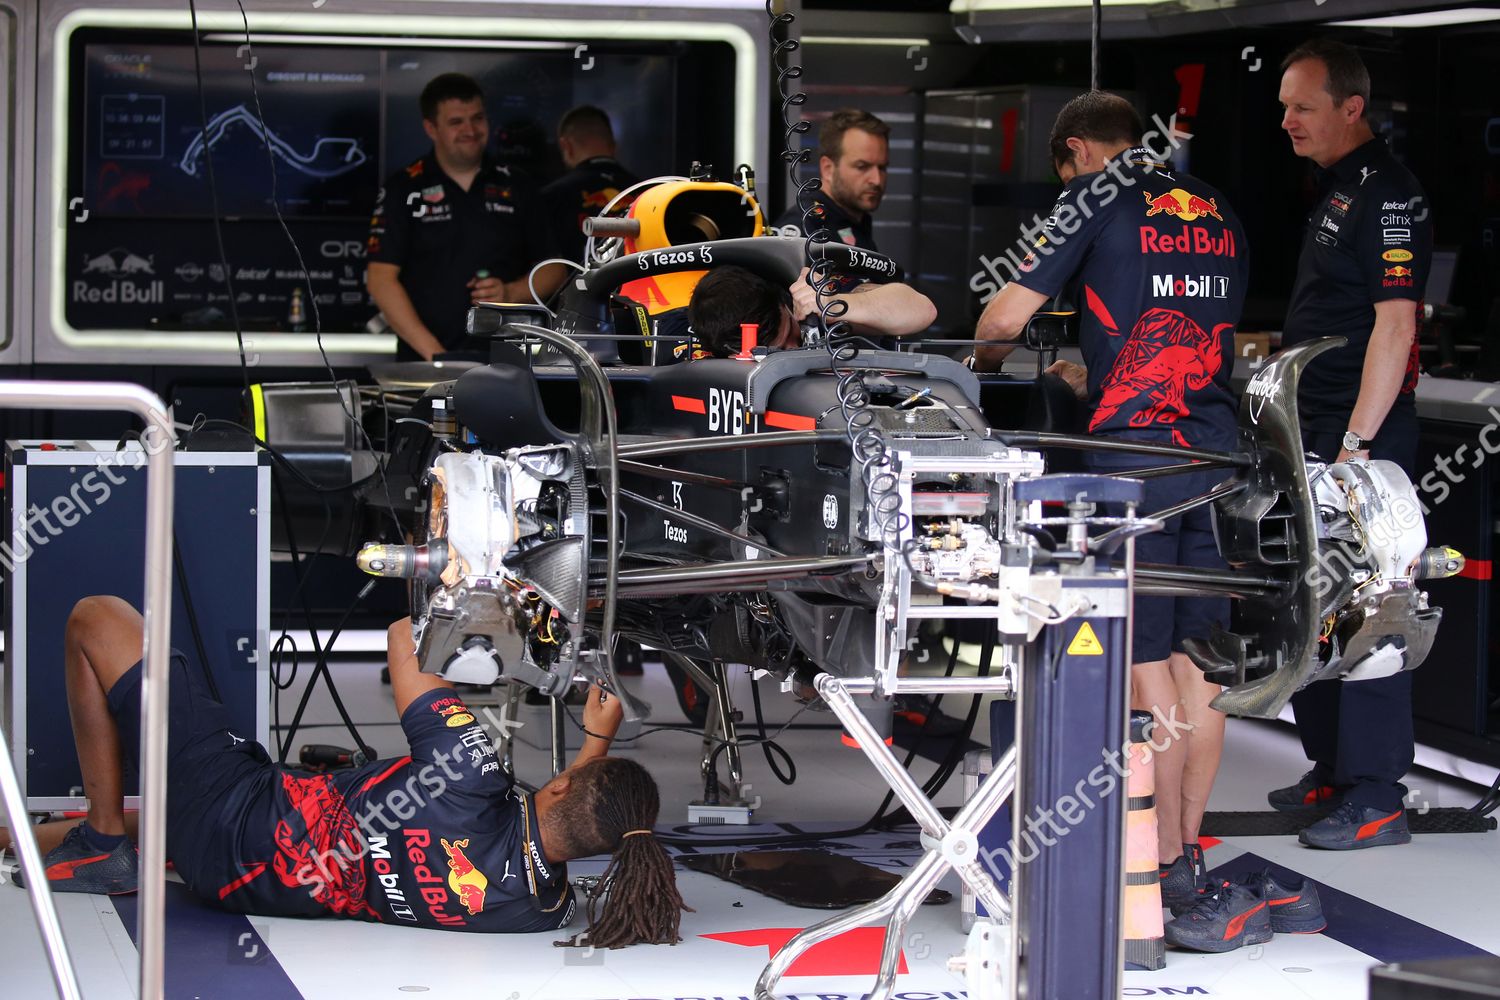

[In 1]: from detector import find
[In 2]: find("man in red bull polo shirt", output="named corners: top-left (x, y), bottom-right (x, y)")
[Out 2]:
top-left (542, 105), bottom-right (639, 265)
top-left (1270, 39), bottom-right (1433, 851)
top-left (971, 91), bottom-right (1268, 952)
top-left (7, 596), bottom-right (687, 945)
top-left (367, 74), bottom-right (557, 361)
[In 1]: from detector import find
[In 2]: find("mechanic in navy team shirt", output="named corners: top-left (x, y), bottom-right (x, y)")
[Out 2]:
top-left (773, 109), bottom-right (888, 255)
top-left (1267, 39), bottom-right (1433, 852)
top-left (542, 105), bottom-right (640, 265)
top-left (9, 596), bottom-right (688, 947)
top-left (971, 91), bottom-right (1252, 943)
top-left (367, 73), bottom-right (556, 361)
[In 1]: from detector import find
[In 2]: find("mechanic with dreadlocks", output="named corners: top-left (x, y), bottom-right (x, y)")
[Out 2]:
top-left (970, 91), bottom-right (1322, 955)
top-left (7, 596), bottom-right (689, 948)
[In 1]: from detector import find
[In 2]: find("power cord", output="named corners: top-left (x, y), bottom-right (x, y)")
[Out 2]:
top-left (185, 0), bottom-right (250, 394)
top-left (230, 0), bottom-right (406, 546)
top-left (277, 578), bottom-right (380, 765)
top-left (182, 1), bottom-right (406, 545)
top-left (178, 417), bottom-right (369, 763)
top-left (767, 0), bottom-right (930, 584)
top-left (172, 532), bottom-right (223, 703)
top-left (649, 630), bottom-right (989, 849)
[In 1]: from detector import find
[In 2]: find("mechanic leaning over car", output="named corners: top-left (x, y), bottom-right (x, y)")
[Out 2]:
top-left (686, 264), bottom-right (936, 359)
top-left (1268, 38), bottom-right (1433, 851)
top-left (773, 108), bottom-right (889, 260)
top-left (971, 90), bottom-right (1253, 948)
top-left (366, 73), bottom-right (556, 361)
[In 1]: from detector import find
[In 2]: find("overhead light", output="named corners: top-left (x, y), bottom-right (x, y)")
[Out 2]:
top-left (1327, 7), bottom-right (1500, 27)
top-left (801, 36), bottom-right (933, 46)
top-left (951, 0), bottom-right (1175, 10)
top-left (203, 33), bottom-right (576, 49)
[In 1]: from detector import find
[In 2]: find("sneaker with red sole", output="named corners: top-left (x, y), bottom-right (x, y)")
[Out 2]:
top-left (1268, 770), bottom-right (1342, 814)
top-left (1163, 879), bottom-right (1272, 953)
top-left (1299, 800), bottom-right (1411, 850)
top-left (1236, 870), bottom-right (1327, 933)
top-left (1159, 842), bottom-right (1207, 910)
top-left (13, 824), bottom-right (137, 895)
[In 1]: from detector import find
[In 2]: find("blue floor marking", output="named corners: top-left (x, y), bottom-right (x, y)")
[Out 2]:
top-left (1211, 850), bottom-right (1496, 965)
top-left (114, 882), bottom-right (304, 999)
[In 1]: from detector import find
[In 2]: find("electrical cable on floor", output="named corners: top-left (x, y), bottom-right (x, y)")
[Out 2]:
top-left (640, 628), bottom-right (993, 849)
top-left (749, 673), bottom-right (797, 786)
top-left (1470, 769), bottom-right (1500, 817)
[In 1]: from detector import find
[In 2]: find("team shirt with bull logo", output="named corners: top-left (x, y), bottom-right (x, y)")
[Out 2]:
top-left (1281, 137), bottom-right (1432, 422)
top-left (368, 153), bottom-right (554, 358)
top-left (1012, 147), bottom-right (1250, 451)
top-left (541, 155), bottom-right (640, 264)
top-left (210, 689), bottom-right (574, 933)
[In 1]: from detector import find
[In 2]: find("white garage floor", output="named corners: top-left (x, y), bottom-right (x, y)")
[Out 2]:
top-left (3, 651), bottom-right (1497, 1000)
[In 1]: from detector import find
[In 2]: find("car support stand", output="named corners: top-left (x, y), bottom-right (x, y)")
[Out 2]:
top-left (755, 472), bottom-right (1141, 1000)
top-left (754, 673), bottom-right (1017, 1000)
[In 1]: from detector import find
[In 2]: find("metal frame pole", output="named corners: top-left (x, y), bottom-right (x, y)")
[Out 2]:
top-left (0, 724), bottom-right (80, 999)
top-left (0, 381), bottom-right (175, 1000)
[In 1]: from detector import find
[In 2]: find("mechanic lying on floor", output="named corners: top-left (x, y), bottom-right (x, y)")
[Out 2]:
top-left (3, 596), bottom-right (688, 947)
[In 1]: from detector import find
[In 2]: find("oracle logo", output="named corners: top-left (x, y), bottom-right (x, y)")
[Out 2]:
top-left (320, 240), bottom-right (366, 259)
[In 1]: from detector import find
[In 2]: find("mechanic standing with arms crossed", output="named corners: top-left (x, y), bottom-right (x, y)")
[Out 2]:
top-left (972, 92), bottom-right (1273, 951)
top-left (1269, 39), bottom-right (1432, 850)
top-left (367, 74), bottom-right (554, 361)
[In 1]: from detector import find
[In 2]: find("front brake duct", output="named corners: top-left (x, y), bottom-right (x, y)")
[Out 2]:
top-left (1186, 338), bottom-right (1343, 718)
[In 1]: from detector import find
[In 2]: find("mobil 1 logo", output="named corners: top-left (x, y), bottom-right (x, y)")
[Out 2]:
top-left (1151, 273), bottom-right (1228, 299)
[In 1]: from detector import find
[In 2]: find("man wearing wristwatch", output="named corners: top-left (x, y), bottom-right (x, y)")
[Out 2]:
top-left (1271, 39), bottom-right (1433, 850)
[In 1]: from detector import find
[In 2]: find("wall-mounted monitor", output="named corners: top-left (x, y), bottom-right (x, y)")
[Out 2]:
top-left (39, 5), bottom-right (765, 365)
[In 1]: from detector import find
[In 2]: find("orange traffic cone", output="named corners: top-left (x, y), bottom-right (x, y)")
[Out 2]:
top-left (1124, 709), bottom-right (1166, 970)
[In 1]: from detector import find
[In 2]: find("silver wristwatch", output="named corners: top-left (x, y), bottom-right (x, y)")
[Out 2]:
top-left (1342, 430), bottom-right (1371, 452)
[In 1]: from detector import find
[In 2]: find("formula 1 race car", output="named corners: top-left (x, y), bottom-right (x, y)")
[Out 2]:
top-left (246, 171), bottom-right (1465, 1000)
top-left (255, 197), bottom-right (1461, 731)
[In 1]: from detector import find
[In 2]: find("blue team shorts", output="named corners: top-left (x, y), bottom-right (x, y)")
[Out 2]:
top-left (1083, 451), bottom-right (1231, 664)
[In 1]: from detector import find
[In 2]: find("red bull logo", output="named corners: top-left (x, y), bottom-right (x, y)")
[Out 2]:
top-left (437, 704), bottom-right (475, 728)
top-left (1143, 189), bottom-right (1223, 223)
top-left (1384, 265), bottom-right (1413, 278)
top-left (440, 838), bottom-right (489, 915)
top-left (581, 187), bottom-right (620, 210)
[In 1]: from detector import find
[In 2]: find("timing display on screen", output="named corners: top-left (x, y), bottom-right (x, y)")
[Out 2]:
top-left (82, 43), bottom-right (382, 219)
